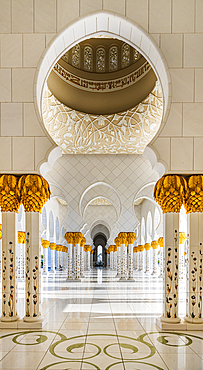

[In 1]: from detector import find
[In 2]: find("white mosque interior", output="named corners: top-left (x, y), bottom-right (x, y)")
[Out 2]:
top-left (0, 1), bottom-right (203, 369)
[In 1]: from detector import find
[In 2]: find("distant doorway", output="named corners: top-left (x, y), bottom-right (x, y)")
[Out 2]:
top-left (93, 233), bottom-right (107, 267)
top-left (97, 245), bottom-right (102, 263)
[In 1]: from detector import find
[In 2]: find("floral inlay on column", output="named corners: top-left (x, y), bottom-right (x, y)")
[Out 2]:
top-left (0, 175), bottom-right (21, 322)
top-left (127, 232), bottom-right (136, 281)
top-left (154, 175), bottom-right (187, 323)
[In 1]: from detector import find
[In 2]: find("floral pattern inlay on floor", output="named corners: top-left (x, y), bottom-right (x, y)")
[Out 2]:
top-left (0, 269), bottom-right (203, 370)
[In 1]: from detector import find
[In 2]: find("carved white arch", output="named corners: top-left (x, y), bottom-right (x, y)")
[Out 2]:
top-left (90, 219), bottom-right (111, 240)
top-left (79, 181), bottom-right (122, 219)
top-left (35, 11), bottom-right (170, 176)
top-left (83, 196), bottom-right (119, 222)
top-left (35, 11), bottom-right (170, 121)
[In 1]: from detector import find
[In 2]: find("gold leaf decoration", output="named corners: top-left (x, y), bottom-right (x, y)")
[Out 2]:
top-left (19, 175), bottom-right (50, 213)
top-left (127, 232), bottom-right (136, 244)
top-left (184, 175), bottom-right (203, 213)
top-left (0, 175), bottom-right (20, 212)
top-left (154, 175), bottom-right (187, 213)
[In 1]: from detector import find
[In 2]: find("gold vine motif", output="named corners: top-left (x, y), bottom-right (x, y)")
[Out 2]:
top-left (0, 174), bottom-right (50, 213)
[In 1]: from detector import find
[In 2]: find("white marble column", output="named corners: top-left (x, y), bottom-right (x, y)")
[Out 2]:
top-left (128, 244), bottom-right (134, 281)
top-left (23, 212), bottom-right (43, 323)
top-left (127, 233), bottom-right (136, 281)
top-left (0, 212), bottom-right (20, 323)
top-left (74, 243), bottom-right (81, 280)
top-left (74, 232), bottom-right (83, 281)
top-left (56, 245), bottom-right (60, 270)
top-left (179, 232), bottom-right (186, 280)
top-left (109, 245), bottom-right (114, 271)
top-left (67, 243), bottom-right (73, 279)
top-left (144, 243), bottom-right (151, 273)
top-left (185, 213), bottom-right (203, 324)
top-left (113, 246), bottom-right (117, 271)
top-left (50, 243), bottom-right (56, 273)
top-left (42, 240), bottom-right (49, 275)
top-left (87, 249), bottom-right (91, 271)
top-left (151, 241), bottom-right (158, 275)
top-left (115, 237), bottom-right (121, 277)
top-left (119, 233), bottom-right (127, 281)
top-left (91, 250), bottom-right (94, 269)
top-left (138, 245), bottom-right (144, 271)
top-left (62, 247), bottom-right (66, 270)
top-left (65, 232), bottom-right (74, 280)
top-left (160, 212), bottom-right (181, 324)
top-left (158, 237), bottom-right (163, 277)
top-left (18, 231), bottom-right (26, 280)
top-left (80, 237), bottom-right (86, 278)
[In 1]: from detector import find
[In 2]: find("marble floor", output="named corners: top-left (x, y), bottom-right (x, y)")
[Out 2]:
top-left (0, 269), bottom-right (203, 370)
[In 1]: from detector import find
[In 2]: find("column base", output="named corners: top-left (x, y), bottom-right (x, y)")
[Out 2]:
top-left (156, 317), bottom-right (185, 331)
top-left (0, 316), bottom-right (47, 329)
top-left (156, 317), bottom-right (203, 331)
top-left (66, 277), bottom-right (74, 281)
top-left (127, 277), bottom-right (135, 281)
top-left (0, 314), bottom-right (20, 323)
top-left (119, 277), bottom-right (127, 281)
top-left (184, 316), bottom-right (203, 324)
top-left (74, 278), bottom-right (81, 282)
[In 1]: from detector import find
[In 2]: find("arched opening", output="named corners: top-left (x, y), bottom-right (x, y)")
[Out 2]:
top-left (93, 232), bottom-right (108, 268)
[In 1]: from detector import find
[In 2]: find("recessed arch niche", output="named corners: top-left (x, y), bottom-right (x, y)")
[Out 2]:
top-left (35, 10), bottom-right (171, 162)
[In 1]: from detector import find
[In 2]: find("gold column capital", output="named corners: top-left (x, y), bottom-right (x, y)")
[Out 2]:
top-left (73, 232), bottom-right (83, 244)
top-left (42, 240), bottom-right (50, 249)
top-left (118, 232), bottom-right (127, 244)
top-left (18, 231), bottom-right (26, 244)
top-left (158, 237), bottom-right (163, 248)
top-left (50, 242), bottom-right (56, 250)
top-left (91, 250), bottom-right (94, 254)
top-left (133, 246), bottom-right (138, 253)
top-left (0, 174), bottom-right (21, 212)
top-left (81, 236), bottom-right (86, 247)
top-left (184, 175), bottom-right (203, 213)
top-left (127, 232), bottom-right (136, 244)
top-left (154, 175), bottom-right (187, 213)
top-left (114, 236), bottom-right (121, 247)
top-left (18, 174), bottom-right (50, 213)
top-left (179, 232), bottom-right (187, 244)
top-left (65, 232), bottom-right (74, 244)
top-left (151, 240), bottom-right (159, 249)
top-left (137, 245), bottom-right (144, 252)
top-left (85, 245), bottom-right (92, 252)
top-left (144, 243), bottom-right (151, 251)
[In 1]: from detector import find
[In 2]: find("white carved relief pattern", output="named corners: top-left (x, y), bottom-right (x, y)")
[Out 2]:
top-left (42, 81), bottom-right (163, 155)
